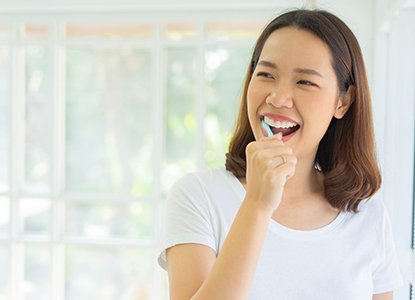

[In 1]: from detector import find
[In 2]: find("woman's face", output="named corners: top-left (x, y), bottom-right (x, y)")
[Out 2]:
top-left (247, 27), bottom-right (349, 159)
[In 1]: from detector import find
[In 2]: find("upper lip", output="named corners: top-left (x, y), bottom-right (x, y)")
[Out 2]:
top-left (262, 113), bottom-right (300, 125)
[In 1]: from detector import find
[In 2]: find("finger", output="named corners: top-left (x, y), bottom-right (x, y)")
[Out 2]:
top-left (254, 146), bottom-right (293, 159)
top-left (271, 161), bottom-right (297, 186)
top-left (249, 135), bottom-right (290, 158)
top-left (247, 144), bottom-right (293, 161)
top-left (258, 137), bottom-right (285, 148)
top-left (260, 132), bottom-right (284, 142)
top-left (265, 154), bottom-right (297, 169)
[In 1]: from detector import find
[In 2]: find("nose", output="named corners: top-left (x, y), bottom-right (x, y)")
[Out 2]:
top-left (265, 82), bottom-right (294, 108)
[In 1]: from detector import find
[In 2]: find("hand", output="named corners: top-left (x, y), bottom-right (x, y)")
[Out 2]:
top-left (244, 132), bottom-right (297, 214)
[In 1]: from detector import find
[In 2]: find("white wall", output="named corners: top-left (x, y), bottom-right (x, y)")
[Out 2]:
top-left (373, 1), bottom-right (415, 298)
top-left (316, 0), bottom-right (375, 90)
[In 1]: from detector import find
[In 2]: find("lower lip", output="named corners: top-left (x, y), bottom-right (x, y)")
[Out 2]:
top-left (281, 128), bottom-right (299, 142)
top-left (261, 126), bottom-right (300, 142)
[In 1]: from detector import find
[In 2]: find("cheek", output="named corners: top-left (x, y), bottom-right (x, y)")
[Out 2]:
top-left (247, 82), bottom-right (266, 109)
top-left (299, 96), bottom-right (337, 138)
top-left (246, 84), bottom-right (261, 117)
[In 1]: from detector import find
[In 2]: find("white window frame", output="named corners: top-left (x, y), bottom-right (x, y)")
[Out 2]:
top-left (0, 7), bottom-right (289, 300)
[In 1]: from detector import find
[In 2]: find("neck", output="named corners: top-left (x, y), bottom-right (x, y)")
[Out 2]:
top-left (282, 155), bottom-right (324, 202)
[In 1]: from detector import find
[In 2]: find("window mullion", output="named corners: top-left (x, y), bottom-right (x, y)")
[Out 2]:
top-left (196, 23), bottom-right (206, 171)
top-left (10, 22), bottom-right (24, 300)
top-left (51, 21), bottom-right (66, 300)
top-left (152, 21), bottom-right (164, 300)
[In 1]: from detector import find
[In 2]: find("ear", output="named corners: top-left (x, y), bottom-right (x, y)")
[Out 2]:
top-left (333, 86), bottom-right (354, 119)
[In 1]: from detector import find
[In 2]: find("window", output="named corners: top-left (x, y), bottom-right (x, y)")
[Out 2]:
top-left (0, 12), bottom-right (267, 299)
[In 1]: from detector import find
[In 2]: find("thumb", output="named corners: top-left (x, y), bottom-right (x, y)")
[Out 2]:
top-left (275, 132), bottom-right (283, 140)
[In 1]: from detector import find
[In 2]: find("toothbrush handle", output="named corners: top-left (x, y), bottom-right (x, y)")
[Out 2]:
top-left (261, 119), bottom-right (274, 137)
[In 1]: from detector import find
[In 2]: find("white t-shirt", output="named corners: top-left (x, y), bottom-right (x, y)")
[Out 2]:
top-left (157, 166), bottom-right (404, 299)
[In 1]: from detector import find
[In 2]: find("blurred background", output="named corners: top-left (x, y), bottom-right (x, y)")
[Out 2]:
top-left (0, 0), bottom-right (414, 299)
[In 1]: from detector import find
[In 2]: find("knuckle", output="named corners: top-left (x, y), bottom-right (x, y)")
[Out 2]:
top-left (282, 146), bottom-right (293, 154)
top-left (266, 160), bottom-right (274, 168)
top-left (286, 160), bottom-right (294, 167)
top-left (257, 152), bottom-right (266, 161)
top-left (246, 142), bottom-right (255, 155)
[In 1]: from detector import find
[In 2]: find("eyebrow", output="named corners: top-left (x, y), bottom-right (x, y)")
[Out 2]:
top-left (257, 60), bottom-right (324, 78)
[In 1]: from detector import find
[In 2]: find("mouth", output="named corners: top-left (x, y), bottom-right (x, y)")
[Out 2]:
top-left (261, 116), bottom-right (301, 137)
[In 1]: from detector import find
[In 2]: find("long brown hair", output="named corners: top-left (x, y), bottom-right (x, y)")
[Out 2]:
top-left (225, 9), bottom-right (381, 213)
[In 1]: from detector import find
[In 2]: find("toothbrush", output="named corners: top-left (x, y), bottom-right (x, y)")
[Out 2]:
top-left (261, 119), bottom-right (286, 183)
top-left (261, 119), bottom-right (274, 137)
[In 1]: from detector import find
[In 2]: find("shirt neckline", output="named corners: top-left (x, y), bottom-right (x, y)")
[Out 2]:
top-left (223, 166), bottom-right (348, 240)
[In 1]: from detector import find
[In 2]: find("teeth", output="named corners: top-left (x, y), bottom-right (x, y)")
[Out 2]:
top-left (264, 116), bottom-right (298, 128)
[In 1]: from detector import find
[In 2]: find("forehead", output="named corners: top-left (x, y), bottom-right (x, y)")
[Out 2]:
top-left (259, 27), bottom-right (333, 72)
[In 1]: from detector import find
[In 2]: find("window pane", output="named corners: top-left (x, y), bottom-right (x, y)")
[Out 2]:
top-left (163, 48), bottom-right (198, 193)
top-left (0, 47), bottom-right (10, 193)
top-left (65, 24), bottom-right (152, 39)
top-left (157, 266), bottom-right (169, 300)
top-left (24, 46), bottom-right (52, 193)
top-left (0, 246), bottom-right (9, 299)
top-left (65, 202), bottom-right (153, 239)
top-left (207, 21), bottom-right (263, 40)
top-left (19, 198), bottom-right (50, 236)
top-left (65, 48), bottom-right (154, 196)
top-left (164, 23), bottom-right (196, 40)
top-left (0, 26), bottom-right (10, 40)
top-left (0, 198), bottom-right (9, 236)
top-left (23, 245), bottom-right (50, 300)
top-left (65, 246), bottom-right (153, 300)
top-left (21, 24), bottom-right (50, 39)
top-left (205, 47), bottom-right (252, 167)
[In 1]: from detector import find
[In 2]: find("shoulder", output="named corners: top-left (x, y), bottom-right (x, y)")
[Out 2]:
top-left (170, 166), bottom-right (234, 196)
top-left (350, 193), bottom-right (389, 231)
top-left (356, 193), bottom-right (385, 214)
top-left (168, 166), bottom-right (242, 216)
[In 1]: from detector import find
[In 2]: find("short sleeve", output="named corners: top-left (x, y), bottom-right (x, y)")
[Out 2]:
top-left (157, 173), bottom-right (216, 271)
top-left (372, 206), bottom-right (404, 293)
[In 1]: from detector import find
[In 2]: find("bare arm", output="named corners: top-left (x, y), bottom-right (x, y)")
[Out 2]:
top-left (166, 244), bottom-right (216, 300)
top-left (372, 292), bottom-right (393, 300)
top-left (167, 200), bottom-right (272, 300)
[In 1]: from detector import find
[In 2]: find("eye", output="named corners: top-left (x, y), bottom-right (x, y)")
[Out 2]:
top-left (297, 80), bottom-right (318, 87)
top-left (257, 72), bottom-right (274, 79)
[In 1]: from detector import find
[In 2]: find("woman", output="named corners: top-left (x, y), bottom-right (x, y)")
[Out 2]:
top-left (158, 8), bottom-right (404, 300)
